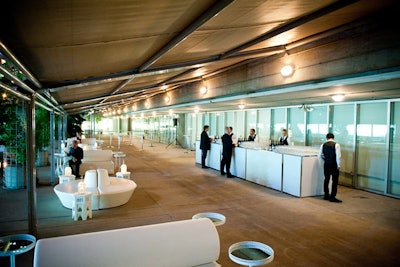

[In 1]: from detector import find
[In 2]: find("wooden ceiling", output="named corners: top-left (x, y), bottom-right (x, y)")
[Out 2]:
top-left (0, 0), bottom-right (398, 114)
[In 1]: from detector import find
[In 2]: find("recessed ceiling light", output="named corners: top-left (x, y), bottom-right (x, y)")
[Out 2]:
top-left (280, 64), bottom-right (294, 77)
top-left (194, 108), bottom-right (199, 113)
top-left (332, 94), bottom-right (345, 102)
top-left (238, 104), bottom-right (245, 110)
top-left (200, 86), bottom-right (207, 95)
top-left (164, 95), bottom-right (170, 103)
top-left (168, 109), bottom-right (173, 116)
top-left (145, 101), bottom-right (149, 108)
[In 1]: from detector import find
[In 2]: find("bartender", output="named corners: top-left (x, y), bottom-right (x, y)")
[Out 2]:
top-left (278, 129), bottom-right (290, 145)
top-left (248, 128), bottom-right (257, 141)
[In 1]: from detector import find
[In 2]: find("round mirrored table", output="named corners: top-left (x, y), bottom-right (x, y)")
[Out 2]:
top-left (0, 234), bottom-right (36, 267)
top-left (192, 212), bottom-right (226, 226)
top-left (229, 241), bottom-right (274, 267)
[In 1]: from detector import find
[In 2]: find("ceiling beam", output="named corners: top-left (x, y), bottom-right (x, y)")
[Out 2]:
top-left (138, 0), bottom-right (235, 72)
top-left (221, 0), bottom-right (359, 58)
top-left (0, 40), bottom-right (42, 89)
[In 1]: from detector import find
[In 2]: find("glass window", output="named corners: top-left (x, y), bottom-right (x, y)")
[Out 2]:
top-left (356, 102), bottom-right (388, 192)
top-left (235, 110), bottom-right (245, 140)
top-left (306, 106), bottom-right (328, 147)
top-left (257, 109), bottom-right (271, 145)
top-left (331, 104), bottom-right (355, 186)
top-left (389, 101), bottom-right (400, 196)
top-left (271, 108), bottom-right (286, 142)
top-left (288, 107), bottom-right (305, 146)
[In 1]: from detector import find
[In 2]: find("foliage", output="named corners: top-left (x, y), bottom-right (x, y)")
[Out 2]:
top-left (35, 106), bottom-right (50, 151)
top-left (67, 114), bottom-right (86, 138)
top-left (0, 95), bottom-right (26, 163)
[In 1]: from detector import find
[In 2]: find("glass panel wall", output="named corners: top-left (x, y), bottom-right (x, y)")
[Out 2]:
top-left (288, 107), bottom-right (305, 146)
top-left (236, 110), bottom-right (245, 140)
top-left (331, 104), bottom-right (355, 186)
top-left (306, 106), bottom-right (328, 147)
top-left (356, 102), bottom-right (388, 193)
top-left (258, 109), bottom-right (271, 145)
top-left (389, 101), bottom-right (400, 196)
top-left (271, 108), bottom-right (286, 143)
top-left (246, 110), bottom-right (258, 141)
top-left (123, 99), bottom-right (400, 198)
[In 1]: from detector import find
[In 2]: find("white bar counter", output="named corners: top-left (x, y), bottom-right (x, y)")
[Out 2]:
top-left (195, 141), bottom-right (324, 197)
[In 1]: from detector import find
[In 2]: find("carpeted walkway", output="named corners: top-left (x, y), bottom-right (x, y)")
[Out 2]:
top-left (1, 137), bottom-right (400, 266)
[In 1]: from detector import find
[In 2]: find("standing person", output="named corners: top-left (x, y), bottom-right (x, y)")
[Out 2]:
top-left (318, 133), bottom-right (342, 203)
top-left (200, 125), bottom-right (212, 168)
top-left (278, 129), bottom-right (290, 145)
top-left (248, 128), bottom-right (257, 141)
top-left (220, 126), bottom-right (235, 178)
top-left (66, 140), bottom-right (84, 178)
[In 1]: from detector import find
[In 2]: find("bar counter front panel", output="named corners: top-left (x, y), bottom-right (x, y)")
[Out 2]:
top-left (195, 141), bottom-right (324, 197)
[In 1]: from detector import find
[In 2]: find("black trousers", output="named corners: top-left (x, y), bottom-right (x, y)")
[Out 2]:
top-left (69, 160), bottom-right (81, 178)
top-left (324, 163), bottom-right (339, 197)
top-left (220, 154), bottom-right (232, 175)
top-left (201, 149), bottom-right (208, 167)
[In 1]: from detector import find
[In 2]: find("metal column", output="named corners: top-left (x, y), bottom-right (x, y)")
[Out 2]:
top-left (50, 110), bottom-right (55, 185)
top-left (26, 95), bottom-right (37, 236)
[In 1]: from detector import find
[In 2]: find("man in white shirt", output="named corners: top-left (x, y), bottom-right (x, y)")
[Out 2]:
top-left (318, 133), bottom-right (342, 203)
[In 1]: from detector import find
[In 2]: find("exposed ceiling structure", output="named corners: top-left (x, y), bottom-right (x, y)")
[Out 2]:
top-left (0, 0), bottom-right (399, 115)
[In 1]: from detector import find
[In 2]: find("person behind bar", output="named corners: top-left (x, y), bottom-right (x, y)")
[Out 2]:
top-left (220, 126), bottom-right (234, 178)
top-left (278, 129), bottom-right (290, 145)
top-left (200, 125), bottom-right (212, 169)
top-left (248, 128), bottom-right (257, 141)
top-left (318, 133), bottom-right (342, 203)
top-left (67, 140), bottom-right (84, 178)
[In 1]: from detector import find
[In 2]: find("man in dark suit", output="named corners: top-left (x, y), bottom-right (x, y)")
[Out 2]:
top-left (248, 128), bottom-right (257, 141)
top-left (67, 140), bottom-right (84, 178)
top-left (200, 125), bottom-right (212, 168)
top-left (318, 133), bottom-right (342, 203)
top-left (220, 126), bottom-right (234, 178)
top-left (278, 129), bottom-right (290, 145)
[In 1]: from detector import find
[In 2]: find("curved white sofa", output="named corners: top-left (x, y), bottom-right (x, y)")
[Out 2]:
top-left (80, 149), bottom-right (115, 175)
top-left (54, 169), bottom-right (136, 210)
top-left (34, 218), bottom-right (221, 267)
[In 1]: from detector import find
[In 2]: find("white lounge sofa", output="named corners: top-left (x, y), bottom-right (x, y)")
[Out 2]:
top-left (54, 169), bottom-right (136, 210)
top-left (34, 218), bottom-right (220, 267)
top-left (80, 149), bottom-right (115, 175)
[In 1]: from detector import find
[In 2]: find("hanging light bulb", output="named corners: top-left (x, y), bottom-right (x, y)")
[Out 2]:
top-left (2, 92), bottom-right (6, 99)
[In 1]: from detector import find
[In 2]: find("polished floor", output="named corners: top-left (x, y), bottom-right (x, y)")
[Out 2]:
top-left (1, 137), bottom-right (400, 266)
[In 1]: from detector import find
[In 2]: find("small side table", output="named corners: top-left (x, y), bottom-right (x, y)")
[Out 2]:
top-left (228, 241), bottom-right (274, 267)
top-left (116, 171), bottom-right (131, 179)
top-left (58, 174), bottom-right (76, 184)
top-left (72, 192), bottom-right (92, 221)
top-left (0, 234), bottom-right (36, 267)
top-left (113, 152), bottom-right (126, 169)
top-left (192, 212), bottom-right (226, 227)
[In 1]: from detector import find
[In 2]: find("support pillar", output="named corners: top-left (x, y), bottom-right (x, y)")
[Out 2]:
top-left (50, 110), bottom-right (55, 185)
top-left (26, 95), bottom-right (37, 236)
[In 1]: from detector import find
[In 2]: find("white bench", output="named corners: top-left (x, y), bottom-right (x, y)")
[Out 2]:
top-left (34, 218), bottom-right (221, 267)
top-left (80, 149), bottom-right (115, 175)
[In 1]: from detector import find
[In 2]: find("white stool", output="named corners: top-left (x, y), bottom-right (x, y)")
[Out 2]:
top-left (58, 175), bottom-right (75, 184)
top-left (116, 171), bottom-right (131, 179)
top-left (72, 192), bottom-right (92, 221)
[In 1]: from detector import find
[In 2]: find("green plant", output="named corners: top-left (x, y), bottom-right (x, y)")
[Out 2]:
top-left (35, 106), bottom-right (50, 151)
top-left (67, 114), bottom-right (86, 138)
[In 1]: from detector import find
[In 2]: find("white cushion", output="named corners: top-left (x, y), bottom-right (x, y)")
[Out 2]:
top-left (97, 168), bottom-right (110, 187)
top-left (84, 170), bottom-right (97, 188)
